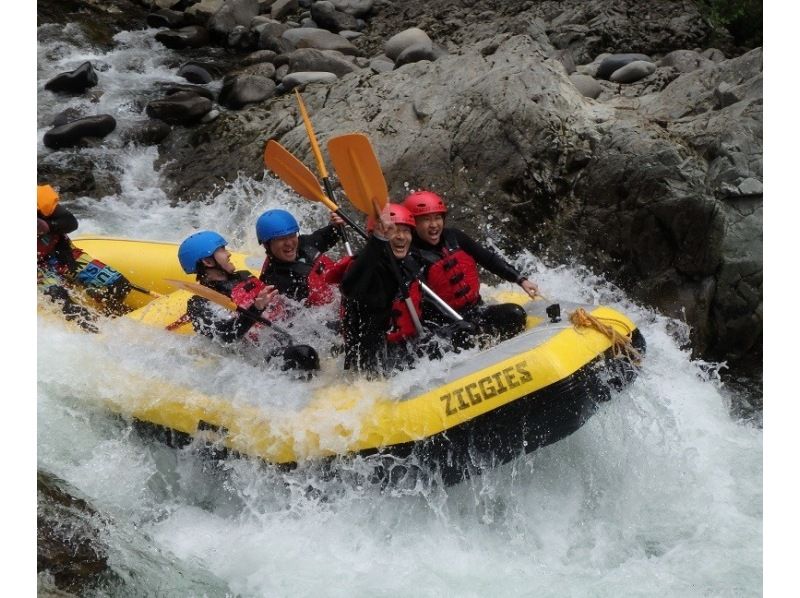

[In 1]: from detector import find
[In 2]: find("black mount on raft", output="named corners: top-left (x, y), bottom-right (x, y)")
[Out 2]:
top-left (546, 303), bottom-right (562, 323)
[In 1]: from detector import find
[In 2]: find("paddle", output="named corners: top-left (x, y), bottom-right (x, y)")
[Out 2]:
top-left (294, 90), bottom-right (353, 256)
top-left (263, 140), bottom-right (368, 239)
top-left (129, 283), bottom-right (162, 299)
top-left (164, 278), bottom-right (295, 343)
top-left (327, 134), bottom-right (464, 323)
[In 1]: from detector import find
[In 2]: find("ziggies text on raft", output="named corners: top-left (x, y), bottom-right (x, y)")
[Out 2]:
top-left (440, 360), bottom-right (532, 416)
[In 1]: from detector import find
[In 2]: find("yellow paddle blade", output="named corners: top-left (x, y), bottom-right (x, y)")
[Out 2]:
top-left (264, 140), bottom-right (327, 203)
top-left (294, 90), bottom-right (329, 179)
top-left (327, 133), bottom-right (388, 217)
top-left (164, 278), bottom-right (237, 312)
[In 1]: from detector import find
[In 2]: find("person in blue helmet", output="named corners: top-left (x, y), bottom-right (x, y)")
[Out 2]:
top-left (256, 209), bottom-right (345, 308)
top-left (178, 230), bottom-right (320, 373)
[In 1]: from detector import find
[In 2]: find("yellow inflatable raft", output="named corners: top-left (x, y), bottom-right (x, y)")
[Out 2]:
top-left (61, 236), bottom-right (645, 485)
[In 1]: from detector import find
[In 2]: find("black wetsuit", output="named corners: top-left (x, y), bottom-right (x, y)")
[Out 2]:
top-left (259, 224), bottom-right (340, 302)
top-left (186, 271), bottom-right (265, 343)
top-left (412, 228), bottom-right (527, 342)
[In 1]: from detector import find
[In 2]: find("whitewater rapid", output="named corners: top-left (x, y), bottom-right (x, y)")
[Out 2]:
top-left (35, 22), bottom-right (762, 598)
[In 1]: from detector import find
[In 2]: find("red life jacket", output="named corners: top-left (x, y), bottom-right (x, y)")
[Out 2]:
top-left (325, 255), bottom-right (354, 286)
top-left (229, 275), bottom-right (286, 322)
top-left (306, 254), bottom-right (336, 306)
top-left (260, 248), bottom-right (337, 307)
top-left (37, 234), bottom-right (61, 261)
top-left (418, 230), bottom-right (481, 310)
top-left (387, 279), bottom-right (423, 344)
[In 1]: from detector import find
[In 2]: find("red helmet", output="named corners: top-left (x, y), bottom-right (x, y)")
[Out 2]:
top-left (366, 203), bottom-right (416, 233)
top-left (403, 190), bottom-right (447, 216)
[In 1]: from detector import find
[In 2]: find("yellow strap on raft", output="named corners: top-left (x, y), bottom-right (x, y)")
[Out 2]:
top-left (569, 308), bottom-right (642, 364)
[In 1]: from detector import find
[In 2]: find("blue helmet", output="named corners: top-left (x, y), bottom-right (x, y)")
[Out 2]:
top-left (256, 209), bottom-right (299, 244)
top-left (178, 230), bottom-right (227, 274)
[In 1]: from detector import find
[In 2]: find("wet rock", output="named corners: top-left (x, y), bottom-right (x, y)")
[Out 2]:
top-left (185, 0), bottom-right (225, 22)
top-left (385, 27), bottom-right (432, 61)
top-left (282, 27), bottom-right (359, 54)
top-left (146, 8), bottom-right (185, 29)
top-left (37, 471), bottom-right (111, 595)
top-left (121, 119), bottom-right (172, 145)
top-left (311, 1), bottom-right (361, 33)
top-left (569, 73), bottom-right (601, 99)
top-left (219, 74), bottom-right (277, 109)
top-left (271, 0), bottom-right (298, 20)
top-left (52, 108), bottom-right (86, 127)
top-left (595, 53), bottom-right (652, 80)
top-left (146, 91), bottom-right (213, 124)
top-left (227, 25), bottom-right (259, 50)
top-left (274, 48), bottom-right (358, 76)
top-left (43, 115), bottom-right (116, 149)
top-left (164, 83), bottom-right (216, 101)
top-left (44, 62), bottom-right (98, 94)
top-left (609, 60), bottom-right (656, 83)
top-left (278, 70), bottom-right (337, 91)
top-left (155, 25), bottom-right (210, 49)
top-left (259, 27), bottom-right (296, 53)
top-left (178, 61), bottom-right (216, 84)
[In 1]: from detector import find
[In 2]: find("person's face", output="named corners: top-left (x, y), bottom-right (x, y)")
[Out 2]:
top-left (389, 225), bottom-right (412, 258)
top-left (211, 247), bottom-right (235, 274)
top-left (268, 233), bottom-right (299, 262)
top-left (416, 213), bottom-right (444, 245)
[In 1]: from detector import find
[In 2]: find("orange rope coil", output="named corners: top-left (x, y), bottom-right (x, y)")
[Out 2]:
top-left (569, 308), bottom-right (642, 364)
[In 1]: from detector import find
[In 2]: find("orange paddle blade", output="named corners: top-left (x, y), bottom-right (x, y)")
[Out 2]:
top-left (327, 133), bottom-right (388, 217)
top-left (164, 278), bottom-right (237, 312)
top-left (264, 140), bottom-right (327, 203)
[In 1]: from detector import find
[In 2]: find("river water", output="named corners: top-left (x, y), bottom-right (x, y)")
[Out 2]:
top-left (35, 22), bottom-right (763, 598)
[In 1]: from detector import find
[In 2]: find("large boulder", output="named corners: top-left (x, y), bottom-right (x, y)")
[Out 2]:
top-left (44, 61), bottom-right (98, 94)
top-left (274, 48), bottom-right (359, 76)
top-left (155, 33), bottom-right (761, 371)
top-left (282, 27), bottom-right (359, 54)
top-left (146, 91), bottom-right (213, 124)
top-left (43, 115), bottom-right (117, 149)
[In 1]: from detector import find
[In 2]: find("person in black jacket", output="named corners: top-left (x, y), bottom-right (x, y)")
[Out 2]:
top-left (256, 209), bottom-right (345, 308)
top-left (178, 230), bottom-right (319, 374)
top-left (403, 190), bottom-right (540, 342)
top-left (37, 184), bottom-right (132, 329)
top-left (334, 204), bottom-right (475, 377)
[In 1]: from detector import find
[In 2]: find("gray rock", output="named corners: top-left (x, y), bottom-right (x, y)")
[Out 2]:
top-left (329, 0), bottom-right (373, 17)
top-left (282, 27), bottom-right (359, 54)
top-left (274, 48), bottom-right (359, 76)
top-left (370, 56), bottom-right (394, 73)
top-left (339, 30), bottom-right (363, 40)
top-left (274, 63), bottom-right (290, 82)
top-left (208, 0), bottom-right (259, 43)
top-left (228, 25), bottom-right (259, 50)
top-left (701, 48), bottom-right (727, 62)
top-left (301, 17), bottom-right (318, 28)
top-left (185, 0), bottom-right (225, 21)
top-left (52, 108), bottom-right (86, 127)
top-left (43, 115), bottom-right (117, 149)
top-left (385, 27), bottom-right (432, 61)
top-left (657, 49), bottom-right (713, 73)
top-left (552, 49), bottom-right (576, 75)
top-left (279, 71), bottom-right (338, 91)
top-left (258, 25), bottom-right (295, 53)
top-left (122, 119), bottom-right (172, 145)
top-left (44, 62), bottom-right (98, 94)
top-left (153, 0), bottom-right (182, 8)
top-left (219, 74), bottom-right (277, 108)
top-left (146, 8), bottom-right (185, 29)
top-left (155, 26), bottom-right (210, 49)
top-left (569, 73), bottom-right (601, 99)
top-left (596, 53), bottom-right (651, 80)
top-left (236, 61), bottom-right (277, 80)
top-left (609, 60), bottom-right (656, 83)
top-left (178, 61), bottom-right (215, 84)
top-left (242, 49), bottom-right (278, 66)
top-left (145, 91), bottom-right (213, 124)
top-left (311, 1), bottom-right (361, 33)
top-left (271, 0), bottom-right (298, 20)
top-left (201, 109), bottom-right (221, 123)
top-left (165, 84), bottom-right (216, 101)
top-left (395, 42), bottom-right (446, 68)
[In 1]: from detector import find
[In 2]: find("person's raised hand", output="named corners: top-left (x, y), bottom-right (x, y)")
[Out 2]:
top-left (329, 212), bottom-right (346, 227)
top-left (253, 284), bottom-right (279, 311)
top-left (371, 200), bottom-right (395, 239)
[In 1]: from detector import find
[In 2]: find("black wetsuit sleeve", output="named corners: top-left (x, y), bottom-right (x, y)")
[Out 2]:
top-left (454, 229), bottom-right (523, 284)
top-left (186, 295), bottom-right (259, 343)
top-left (303, 224), bottom-right (340, 254)
top-left (340, 236), bottom-right (398, 309)
top-left (44, 205), bottom-right (79, 236)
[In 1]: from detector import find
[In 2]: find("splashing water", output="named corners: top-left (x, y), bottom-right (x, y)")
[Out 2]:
top-left (36, 21), bottom-right (762, 598)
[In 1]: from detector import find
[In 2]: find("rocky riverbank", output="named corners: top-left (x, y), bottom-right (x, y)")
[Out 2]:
top-left (37, 0), bottom-right (762, 376)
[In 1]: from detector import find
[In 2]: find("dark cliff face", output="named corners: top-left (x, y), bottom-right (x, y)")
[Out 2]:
top-left (36, 0), bottom-right (762, 375)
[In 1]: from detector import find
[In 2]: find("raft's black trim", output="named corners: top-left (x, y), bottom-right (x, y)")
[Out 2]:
top-left (130, 328), bottom-right (645, 487)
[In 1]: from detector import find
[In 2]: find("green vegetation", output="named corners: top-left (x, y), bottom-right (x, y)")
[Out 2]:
top-left (697, 0), bottom-right (763, 47)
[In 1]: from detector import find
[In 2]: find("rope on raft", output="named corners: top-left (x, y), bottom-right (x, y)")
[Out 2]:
top-left (568, 308), bottom-right (642, 364)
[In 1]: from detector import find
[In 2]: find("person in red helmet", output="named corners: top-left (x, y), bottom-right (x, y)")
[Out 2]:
top-left (403, 190), bottom-right (540, 341)
top-left (331, 203), bottom-right (474, 376)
